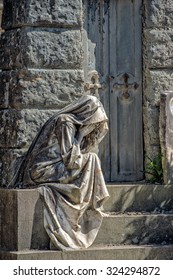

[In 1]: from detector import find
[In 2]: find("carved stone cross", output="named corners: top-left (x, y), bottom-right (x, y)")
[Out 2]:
top-left (113, 73), bottom-right (139, 99)
top-left (84, 72), bottom-right (106, 98)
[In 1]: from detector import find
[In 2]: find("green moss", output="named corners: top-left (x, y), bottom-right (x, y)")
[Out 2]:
top-left (144, 154), bottom-right (163, 184)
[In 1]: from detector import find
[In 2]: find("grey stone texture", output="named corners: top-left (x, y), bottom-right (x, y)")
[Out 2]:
top-left (0, 148), bottom-right (27, 186)
top-left (143, 28), bottom-right (173, 69)
top-left (105, 184), bottom-right (173, 213)
top-left (0, 0), bottom-right (84, 186)
top-left (0, 0), bottom-right (172, 185)
top-left (144, 70), bottom-right (173, 107)
top-left (95, 214), bottom-right (173, 246)
top-left (143, 105), bottom-right (160, 146)
top-left (1, 185), bottom-right (173, 257)
top-left (160, 92), bottom-right (173, 184)
top-left (1, 0), bottom-right (173, 260)
top-left (0, 69), bottom-right (84, 109)
top-left (144, 0), bottom-right (173, 28)
top-left (0, 28), bottom-right (83, 70)
top-left (0, 109), bottom-right (59, 148)
top-left (143, 0), bottom-right (173, 164)
top-left (2, 0), bottom-right (82, 29)
top-left (0, 189), bottom-right (49, 251)
top-left (2, 245), bottom-right (173, 260)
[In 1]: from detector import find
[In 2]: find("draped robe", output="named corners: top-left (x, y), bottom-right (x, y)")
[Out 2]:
top-left (13, 95), bottom-right (109, 250)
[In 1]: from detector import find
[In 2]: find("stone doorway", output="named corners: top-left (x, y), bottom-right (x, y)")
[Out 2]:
top-left (83, 0), bottom-right (143, 182)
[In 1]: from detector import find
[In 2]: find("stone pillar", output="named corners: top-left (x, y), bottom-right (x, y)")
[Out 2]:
top-left (143, 0), bottom-right (173, 163)
top-left (0, 0), bottom-right (84, 186)
top-left (160, 91), bottom-right (173, 184)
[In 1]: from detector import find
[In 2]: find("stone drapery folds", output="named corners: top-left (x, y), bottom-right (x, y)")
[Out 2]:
top-left (12, 95), bottom-right (109, 250)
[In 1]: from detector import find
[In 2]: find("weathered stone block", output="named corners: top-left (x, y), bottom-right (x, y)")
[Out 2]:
top-left (144, 70), bottom-right (173, 107)
top-left (95, 214), bottom-right (173, 245)
top-left (143, 28), bottom-right (173, 68)
top-left (105, 184), bottom-right (173, 213)
top-left (1, 189), bottom-right (173, 252)
top-left (0, 189), bottom-right (49, 251)
top-left (144, 0), bottom-right (173, 28)
top-left (0, 109), bottom-right (59, 148)
top-left (0, 28), bottom-right (83, 69)
top-left (2, 0), bottom-right (82, 28)
top-left (143, 105), bottom-right (160, 146)
top-left (160, 91), bottom-right (173, 184)
top-left (0, 69), bottom-right (84, 109)
top-left (0, 148), bottom-right (27, 186)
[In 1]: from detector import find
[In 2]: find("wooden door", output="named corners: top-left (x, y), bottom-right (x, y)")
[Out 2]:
top-left (83, 0), bottom-right (143, 182)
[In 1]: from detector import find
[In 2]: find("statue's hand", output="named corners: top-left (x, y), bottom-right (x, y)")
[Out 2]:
top-left (76, 124), bottom-right (95, 144)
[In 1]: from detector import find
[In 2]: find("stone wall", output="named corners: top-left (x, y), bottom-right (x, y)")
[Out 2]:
top-left (143, 0), bottom-right (173, 162)
top-left (1, 0), bottom-right (173, 184)
top-left (0, 0), bottom-right (84, 186)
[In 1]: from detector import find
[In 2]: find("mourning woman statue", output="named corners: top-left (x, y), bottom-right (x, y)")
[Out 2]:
top-left (12, 95), bottom-right (109, 250)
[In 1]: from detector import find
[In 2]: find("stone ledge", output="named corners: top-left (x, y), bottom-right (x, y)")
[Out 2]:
top-left (1, 245), bottom-right (173, 260)
top-left (95, 213), bottom-right (173, 245)
top-left (105, 184), bottom-right (173, 212)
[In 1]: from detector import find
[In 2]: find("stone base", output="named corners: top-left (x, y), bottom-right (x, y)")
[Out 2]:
top-left (0, 189), bottom-right (49, 251)
top-left (1, 245), bottom-right (173, 260)
top-left (1, 185), bottom-right (173, 252)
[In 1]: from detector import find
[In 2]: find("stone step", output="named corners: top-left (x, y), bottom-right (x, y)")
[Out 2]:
top-left (1, 188), bottom-right (173, 252)
top-left (1, 244), bottom-right (173, 260)
top-left (94, 213), bottom-right (173, 246)
top-left (104, 184), bottom-right (173, 212)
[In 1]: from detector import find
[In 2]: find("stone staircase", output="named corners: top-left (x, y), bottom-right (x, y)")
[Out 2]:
top-left (1, 184), bottom-right (173, 259)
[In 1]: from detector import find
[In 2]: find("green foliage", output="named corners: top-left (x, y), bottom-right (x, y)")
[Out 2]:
top-left (144, 154), bottom-right (163, 184)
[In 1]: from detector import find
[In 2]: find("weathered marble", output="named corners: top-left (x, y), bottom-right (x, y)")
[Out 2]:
top-left (12, 95), bottom-right (109, 250)
top-left (2, 0), bottom-right (82, 28)
top-left (0, 69), bottom-right (84, 109)
top-left (0, 28), bottom-right (83, 70)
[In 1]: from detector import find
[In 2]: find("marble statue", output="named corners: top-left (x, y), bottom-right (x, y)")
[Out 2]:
top-left (12, 95), bottom-right (109, 250)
